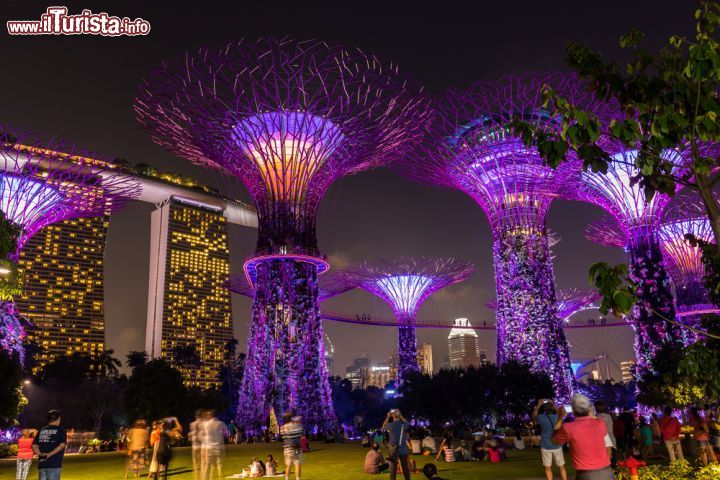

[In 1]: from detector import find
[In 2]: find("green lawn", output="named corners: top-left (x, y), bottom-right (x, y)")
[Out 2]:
top-left (0, 442), bottom-right (562, 479)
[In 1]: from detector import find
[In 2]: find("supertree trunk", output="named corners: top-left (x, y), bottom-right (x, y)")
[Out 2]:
top-left (628, 233), bottom-right (682, 375)
top-left (493, 230), bottom-right (574, 403)
top-left (674, 279), bottom-right (710, 345)
top-left (397, 320), bottom-right (419, 383)
top-left (237, 259), bottom-right (336, 432)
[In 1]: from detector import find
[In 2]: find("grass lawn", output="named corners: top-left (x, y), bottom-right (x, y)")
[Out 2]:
top-left (0, 442), bottom-right (566, 480)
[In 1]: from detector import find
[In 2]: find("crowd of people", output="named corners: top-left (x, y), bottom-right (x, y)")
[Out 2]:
top-left (530, 395), bottom-right (720, 480)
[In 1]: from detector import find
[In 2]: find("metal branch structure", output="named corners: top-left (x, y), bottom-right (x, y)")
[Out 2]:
top-left (337, 258), bottom-right (473, 383)
top-left (572, 146), bottom-right (686, 373)
top-left (398, 73), bottom-right (610, 402)
top-left (0, 128), bottom-right (140, 253)
top-left (659, 199), bottom-right (719, 344)
top-left (135, 38), bottom-right (429, 432)
top-left (226, 271), bottom-right (356, 303)
top-left (584, 215), bottom-right (628, 249)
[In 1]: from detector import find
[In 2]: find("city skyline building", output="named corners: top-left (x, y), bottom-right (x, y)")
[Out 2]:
top-left (366, 365), bottom-right (393, 389)
top-left (620, 360), bottom-right (637, 383)
top-left (146, 197), bottom-right (233, 389)
top-left (418, 342), bottom-right (433, 375)
top-left (448, 318), bottom-right (482, 369)
top-left (17, 217), bottom-right (108, 369)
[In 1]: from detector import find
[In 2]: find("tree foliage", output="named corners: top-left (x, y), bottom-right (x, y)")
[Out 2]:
top-left (514, 1), bottom-right (720, 318)
top-left (0, 350), bottom-right (25, 429)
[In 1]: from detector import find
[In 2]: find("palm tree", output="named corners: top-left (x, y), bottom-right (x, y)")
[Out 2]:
top-left (171, 345), bottom-right (201, 369)
top-left (126, 350), bottom-right (149, 370)
top-left (92, 349), bottom-right (121, 378)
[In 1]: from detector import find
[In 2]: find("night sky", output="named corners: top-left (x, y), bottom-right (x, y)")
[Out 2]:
top-left (0, 1), bottom-right (696, 378)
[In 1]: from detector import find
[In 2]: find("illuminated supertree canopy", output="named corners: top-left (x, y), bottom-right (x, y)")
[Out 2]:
top-left (337, 258), bottom-right (473, 383)
top-left (0, 128), bottom-right (141, 252)
top-left (226, 271), bottom-right (355, 303)
top-left (135, 38), bottom-right (429, 431)
top-left (658, 199), bottom-right (718, 344)
top-left (574, 145), bottom-right (688, 373)
top-left (399, 73), bottom-right (610, 402)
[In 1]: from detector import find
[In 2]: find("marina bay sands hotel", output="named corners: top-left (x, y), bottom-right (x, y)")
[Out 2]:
top-left (17, 169), bottom-right (257, 389)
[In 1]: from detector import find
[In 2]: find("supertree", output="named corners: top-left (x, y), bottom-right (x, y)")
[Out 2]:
top-left (226, 271), bottom-right (355, 303)
top-left (0, 128), bottom-right (140, 365)
top-left (399, 74), bottom-right (609, 402)
top-left (337, 258), bottom-right (473, 383)
top-left (0, 128), bottom-right (140, 253)
top-left (573, 146), bottom-right (687, 373)
top-left (135, 38), bottom-right (429, 431)
top-left (658, 199), bottom-right (718, 345)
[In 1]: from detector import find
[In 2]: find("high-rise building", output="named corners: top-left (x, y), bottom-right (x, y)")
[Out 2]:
top-left (344, 356), bottom-right (370, 389)
top-left (146, 197), bottom-right (233, 389)
top-left (417, 342), bottom-right (433, 375)
top-left (17, 217), bottom-right (109, 370)
top-left (620, 360), bottom-right (636, 383)
top-left (366, 365), bottom-right (393, 388)
top-left (448, 318), bottom-right (481, 369)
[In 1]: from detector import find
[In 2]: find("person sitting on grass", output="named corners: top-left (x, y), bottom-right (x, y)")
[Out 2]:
top-left (422, 431), bottom-right (437, 455)
top-left (266, 455), bottom-right (278, 476)
top-left (364, 442), bottom-right (389, 474)
top-left (249, 456), bottom-right (265, 477)
top-left (436, 438), bottom-right (455, 462)
top-left (422, 463), bottom-right (448, 480)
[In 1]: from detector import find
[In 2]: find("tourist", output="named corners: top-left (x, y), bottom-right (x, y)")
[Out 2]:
top-left (421, 463), bottom-right (448, 480)
top-left (435, 438), bottom-right (455, 462)
top-left (532, 399), bottom-right (567, 480)
top-left (153, 422), bottom-right (173, 480)
top-left (381, 409), bottom-right (410, 480)
top-left (421, 431), bottom-right (437, 455)
top-left (513, 430), bottom-right (526, 450)
top-left (189, 411), bottom-right (205, 480)
top-left (32, 410), bottom-right (67, 480)
top-left (410, 435), bottom-right (422, 455)
top-left (127, 419), bottom-right (148, 476)
top-left (689, 406), bottom-right (717, 465)
top-left (249, 456), bottom-right (265, 477)
top-left (364, 442), bottom-right (389, 474)
top-left (266, 455), bottom-right (278, 476)
top-left (201, 410), bottom-right (229, 480)
top-left (619, 407), bottom-right (636, 456)
top-left (658, 407), bottom-right (683, 462)
top-left (148, 421), bottom-right (162, 478)
top-left (280, 412), bottom-right (304, 480)
top-left (16, 429), bottom-right (35, 480)
top-left (300, 435), bottom-right (310, 452)
top-left (613, 416), bottom-right (626, 459)
top-left (552, 394), bottom-right (612, 480)
top-left (594, 401), bottom-right (616, 467)
top-left (637, 418), bottom-right (654, 459)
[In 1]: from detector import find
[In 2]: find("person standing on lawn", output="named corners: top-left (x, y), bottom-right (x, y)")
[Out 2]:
top-left (201, 410), bottom-right (229, 480)
top-left (658, 407), bottom-right (683, 462)
top-left (280, 412), bottom-right (304, 480)
top-left (16, 429), bottom-right (35, 480)
top-left (31, 410), bottom-right (66, 480)
top-left (553, 394), bottom-right (612, 480)
top-left (381, 409), bottom-right (410, 480)
top-left (532, 399), bottom-right (568, 480)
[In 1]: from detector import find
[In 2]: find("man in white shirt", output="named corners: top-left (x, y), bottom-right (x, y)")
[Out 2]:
top-left (422, 432), bottom-right (437, 454)
top-left (188, 410), bottom-right (206, 480)
top-left (201, 410), bottom-right (229, 480)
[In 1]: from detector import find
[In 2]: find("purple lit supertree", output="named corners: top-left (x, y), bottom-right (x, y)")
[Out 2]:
top-left (658, 200), bottom-right (718, 345)
top-left (337, 258), bottom-right (473, 383)
top-left (135, 38), bottom-right (428, 432)
top-left (226, 271), bottom-right (355, 303)
top-left (0, 128), bottom-right (139, 366)
top-left (0, 128), bottom-right (140, 253)
top-left (399, 74), bottom-right (609, 402)
top-left (572, 146), bottom-right (686, 373)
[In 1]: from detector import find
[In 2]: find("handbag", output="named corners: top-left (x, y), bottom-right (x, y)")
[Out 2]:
top-left (387, 423), bottom-right (405, 459)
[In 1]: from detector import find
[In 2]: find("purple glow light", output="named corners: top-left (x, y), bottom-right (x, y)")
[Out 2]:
top-left (396, 74), bottom-right (607, 402)
top-left (136, 38), bottom-right (429, 431)
top-left (338, 258), bottom-right (473, 383)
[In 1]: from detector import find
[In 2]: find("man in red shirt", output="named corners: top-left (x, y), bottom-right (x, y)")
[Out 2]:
top-left (552, 394), bottom-right (613, 480)
top-left (658, 407), bottom-right (683, 462)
